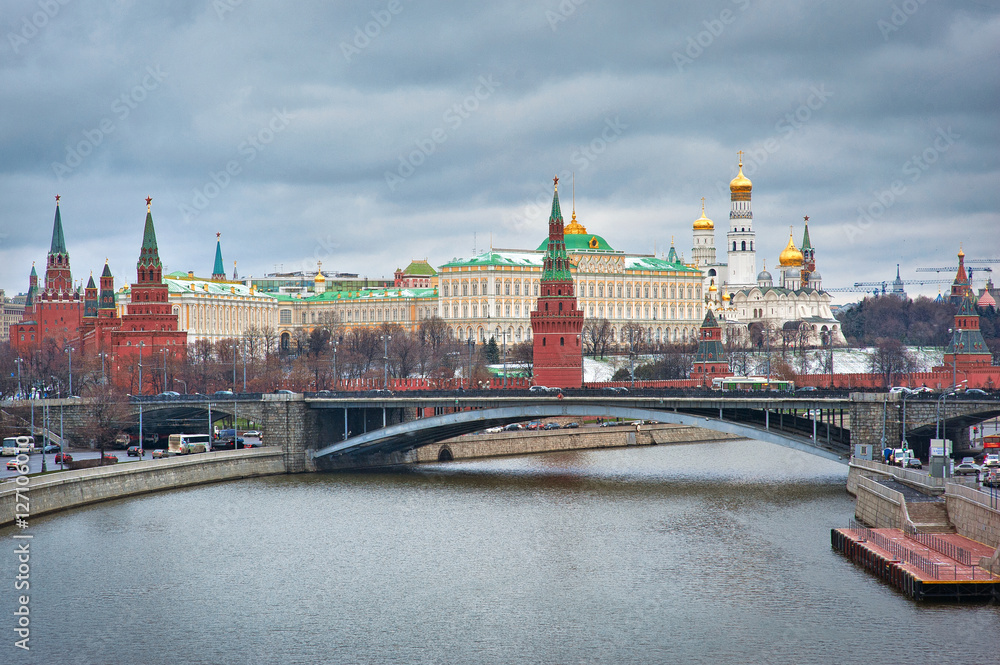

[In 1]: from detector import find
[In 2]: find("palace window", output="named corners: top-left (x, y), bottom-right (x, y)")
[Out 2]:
top-left (644, 286), bottom-right (649, 299)
top-left (598, 284), bottom-right (604, 297)
top-left (462, 283), bottom-right (468, 296)
top-left (505, 282), bottom-right (511, 295)
top-left (514, 283), bottom-right (520, 296)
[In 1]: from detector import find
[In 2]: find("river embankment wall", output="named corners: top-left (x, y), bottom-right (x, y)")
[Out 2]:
top-left (411, 423), bottom-right (742, 463)
top-left (0, 447), bottom-right (285, 527)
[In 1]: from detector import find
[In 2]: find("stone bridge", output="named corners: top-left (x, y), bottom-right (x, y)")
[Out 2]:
top-left (2, 391), bottom-right (997, 471)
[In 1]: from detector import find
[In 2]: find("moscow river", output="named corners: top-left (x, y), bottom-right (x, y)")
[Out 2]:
top-left (5, 438), bottom-right (1000, 664)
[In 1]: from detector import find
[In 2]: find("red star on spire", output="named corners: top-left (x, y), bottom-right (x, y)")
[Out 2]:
top-left (216, 232), bottom-right (221, 240)
top-left (145, 196), bottom-right (153, 207)
top-left (553, 175), bottom-right (559, 189)
top-left (803, 215), bottom-right (809, 221)
top-left (55, 194), bottom-right (60, 204)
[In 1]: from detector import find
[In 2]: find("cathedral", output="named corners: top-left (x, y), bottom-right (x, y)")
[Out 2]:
top-left (691, 154), bottom-right (845, 348)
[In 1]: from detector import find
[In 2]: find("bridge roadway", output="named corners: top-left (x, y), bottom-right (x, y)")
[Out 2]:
top-left (6, 392), bottom-right (997, 470)
top-left (309, 395), bottom-right (854, 465)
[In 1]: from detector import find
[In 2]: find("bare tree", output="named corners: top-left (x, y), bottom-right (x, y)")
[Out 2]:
top-left (583, 318), bottom-right (614, 357)
top-left (868, 337), bottom-right (915, 388)
top-left (79, 383), bottom-right (132, 461)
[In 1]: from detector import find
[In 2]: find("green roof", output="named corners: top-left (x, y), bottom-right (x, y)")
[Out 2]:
top-left (137, 210), bottom-right (162, 270)
top-left (440, 250), bottom-right (543, 269)
top-left (49, 202), bottom-right (67, 256)
top-left (213, 240), bottom-right (225, 276)
top-left (625, 255), bottom-right (700, 273)
top-left (403, 260), bottom-right (436, 276)
top-left (537, 232), bottom-right (616, 253)
top-left (273, 287), bottom-right (437, 302)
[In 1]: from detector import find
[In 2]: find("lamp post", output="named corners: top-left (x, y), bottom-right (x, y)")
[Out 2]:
top-left (502, 330), bottom-right (508, 389)
top-left (331, 342), bottom-right (338, 391)
top-left (232, 342), bottom-right (238, 443)
top-left (628, 327), bottom-right (636, 390)
top-left (949, 327), bottom-right (963, 389)
top-left (174, 378), bottom-right (187, 394)
top-left (381, 334), bottom-right (391, 389)
top-left (65, 346), bottom-right (73, 396)
top-left (15, 357), bottom-right (22, 400)
top-left (467, 337), bottom-right (474, 389)
top-left (138, 342), bottom-right (145, 459)
top-left (98, 352), bottom-right (107, 386)
top-left (161, 348), bottom-right (168, 393)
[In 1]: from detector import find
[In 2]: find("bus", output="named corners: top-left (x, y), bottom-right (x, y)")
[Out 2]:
top-left (712, 377), bottom-right (795, 393)
top-left (167, 434), bottom-right (211, 455)
top-left (2, 436), bottom-right (35, 456)
top-left (984, 434), bottom-right (1000, 451)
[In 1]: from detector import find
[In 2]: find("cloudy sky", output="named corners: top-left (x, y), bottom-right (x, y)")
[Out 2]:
top-left (2, 0), bottom-right (998, 304)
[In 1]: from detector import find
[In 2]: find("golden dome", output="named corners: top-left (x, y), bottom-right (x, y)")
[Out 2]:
top-left (722, 292), bottom-right (730, 301)
top-left (693, 198), bottom-right (713, 230)
top-left (564, 210), bottom-right (587, 235)
top-left (708, 280), bottom-right (718, 292)
top-left (314, 261), bottom-right (326, 282)
top-left (778, 227), bottom-right (803, 267)
top-left (958, 246), bottom-right (965, 258)
top-left (729, 155), bottom-right (752, 194)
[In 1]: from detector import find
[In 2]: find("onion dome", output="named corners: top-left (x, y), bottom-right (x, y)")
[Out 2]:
top-left (979, 289), bottom-right (997, 309)
top-left (722, 292), bottom-right (730, 302)
top-left (778, 228), bottom-right (803, 267)
top-left (757, 259), bottom-right (772, 283)
top-left (709, 281), bottom-right (718, 292)
top-left (729, 157), bottom-right (752, 194)
top-left (693, 199), bottom-right (713, 230)
top-left (314, 261), bottom-right (326, 289)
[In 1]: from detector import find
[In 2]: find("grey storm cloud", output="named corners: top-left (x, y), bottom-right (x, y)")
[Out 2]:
top-left (0, 0), bottom-right (997, 299)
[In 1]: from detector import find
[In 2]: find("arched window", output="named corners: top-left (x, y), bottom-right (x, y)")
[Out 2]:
top-left (733, 242), bottom-right (737, 251)
top-left (560, 337), bottom-right (565, 346)
top-left (741, 241), bottom-right (746, 251)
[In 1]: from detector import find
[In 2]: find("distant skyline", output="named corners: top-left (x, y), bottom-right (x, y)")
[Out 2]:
top-left (1, 1), bottom-right (997, 305)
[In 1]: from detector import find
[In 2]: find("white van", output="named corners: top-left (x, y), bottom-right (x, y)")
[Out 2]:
top-left (1, 438), bottom-right (19, 456)
top-left (2, 436), bottom-right (34, 455)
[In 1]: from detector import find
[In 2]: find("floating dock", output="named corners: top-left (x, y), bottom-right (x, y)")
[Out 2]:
top-left (832, 524), bottom-right (1000, 601)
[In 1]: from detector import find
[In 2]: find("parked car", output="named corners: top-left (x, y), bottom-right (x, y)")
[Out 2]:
top-left (214, 390), bottom-right (234, 397)
top-left (157, 391), bottom-right (180, 397)
top-left (126, 446), bottom-right (142, 457)
top-left (275, 389), bottom-right (295, 395)
top-left (796, 386), bottom-right (818, 393)
top-left (102, 453), bottom-right (119, 463)
top-left (6, 459), bottom-right (21, 471)
top-left (526, 421), bottom-right (543, 430)
top-left (529, 385), bottom-right (549, 393)
top-left (889, 386), bottom-right (913, 395)
top-left (542, 422), bottom-right (562, 430)
top-left (904, 457), bottom-right (923, 469)
top-left (152, 449), bottom-right (169, 459)
top-left (964, 388), bottom-right (988, 396)
top-left (42, 444), bottom-right (61, 454)
top-left (54, 453), bottom-right (72, 463)
top-left (562, 422), bottom-right (580, 429)
top-left (485, 426), bottom-right (504, 433)
top-left (503, 423), bottom-right (523, 431)
top-left (954, 462), bottom-right (980, 476)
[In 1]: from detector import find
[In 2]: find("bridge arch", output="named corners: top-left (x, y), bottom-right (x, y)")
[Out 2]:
top-left (312, 403), bottom-right (850, 464)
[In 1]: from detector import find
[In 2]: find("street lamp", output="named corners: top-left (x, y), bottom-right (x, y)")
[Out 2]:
top-left (138, 342), bottom-right (145, 458)
top-left (331, 341), bottom-right (339, 391)
top-left (381, 334), bottom-right (392, 389)
top-left (948, 327), bottom-right (963, 389)
top-left (98, 351), bottom-right (107, 386)
top-left (15, 357), bottom-right (23, 400)
top-left (467, 337), bottom-right (474, 389)
top-left (65, 346), bottom-right (73, 396)
top-left (174, 378), bottom-right (187, 394)
top-left (161, 348), bottom-right (168, 393)
top-left (501, 330), bottom-right (508, 389)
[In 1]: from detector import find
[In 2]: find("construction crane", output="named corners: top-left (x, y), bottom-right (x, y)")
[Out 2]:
top-left (827, 278), bottom-right (952, 297)
top-left (917, 259), bottom-right (997, 284)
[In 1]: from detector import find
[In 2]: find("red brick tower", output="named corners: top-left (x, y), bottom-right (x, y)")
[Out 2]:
top-left (110, 198), bottom-right (186, 392)
top-left (690, 309), bottom-right (731, 384)
top-left (530, 177), bottom-right (584, 388)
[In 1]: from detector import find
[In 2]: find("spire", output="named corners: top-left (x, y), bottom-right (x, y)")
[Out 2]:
top-left (233, 260), bottom-right (239, 280)
top-left (801, 216), bottom-right (812, 251)
top-left (102, 260), bottom-right (113, 278)
top-left (86, 274), bottom-right (96, 289)
top-left (50, 195), bottom-right (67, 255)
top-left (30, 263), bottom-right (37, 278)
top-left (541, 177), bottom-right (572, 282)
top-left (212, 232), bottom-right (226, 280)
top-left (137, 197), bottom-right (163, 271)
